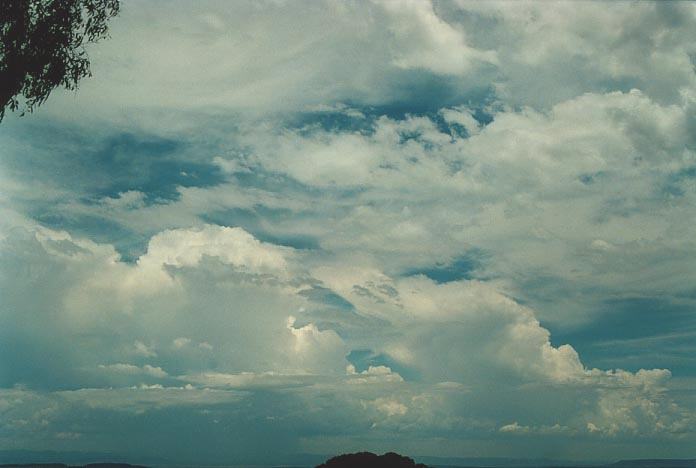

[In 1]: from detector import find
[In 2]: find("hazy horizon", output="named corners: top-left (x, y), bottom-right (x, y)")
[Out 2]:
top-left (1, 0), bottom-right (696, 464)
top-left (1, 449), bottom-right (688, 467)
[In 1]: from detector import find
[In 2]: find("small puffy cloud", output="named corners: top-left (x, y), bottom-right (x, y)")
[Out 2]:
top-left (133, 341), bottom-right (157, 357)
top-left (365, 397), bottom-right (409, 417)
top-left (500, 422), bottom-right (529, 433)
top-left (199, 341), bottom-right (214, 351)
top-left (212, 155), bottom-right (254, 175)
top-left (138, 224), bottom-right (291, 273)
top-left (98, 363), bottom-right (168, 378)
top-left (173, 337), bottom-right (192, 349)
top-left (440, 106), bottom-right (482, 136)
top-left (286, 316), bottom-right (348, 373)
top-left (346, 365), bottom-right (404, 385)
top-left (500, 422), bottom-right (573, 436)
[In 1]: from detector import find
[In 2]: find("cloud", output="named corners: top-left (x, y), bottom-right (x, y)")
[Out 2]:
top-left (499, 422), bottom-right (528, 433)
top-left (100, 191), bottom-right (147, 210)
top-left (98, 363), bottom-right (168, 378)
top-left (180, 371), bottom-right (315, 390)
top-left (453, 1), bottom-right (696, 107)
top-left (10, 0), bottom-right (691, 137)
top-left (499, 422), bottom-right (572, 435)
top-left (2, 0), bottom-right (696, 460)
top-left (346, 364), bottom-right (404, 385)
top-left (2, 223), bottom-right (691, 450)
top-left (365, 397), bottom-right (408, 417)
top-left (138, 224), bottom-right (291, 273)
top-left (172, 337), bottom-right (192, 349)
top-left (380, 0), bottom-right (497, 75)
top-left (133, 341), bottom-right (157, 357)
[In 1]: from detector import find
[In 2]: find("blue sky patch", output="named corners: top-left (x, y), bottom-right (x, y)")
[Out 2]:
top-left (403, 249), bottom-right (487, 283)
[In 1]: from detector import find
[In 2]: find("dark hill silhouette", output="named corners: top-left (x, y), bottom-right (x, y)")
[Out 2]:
top-left (316, 452), bottom-right (428, 468)
top-left (610, 461), bottom-right (696, 468)
top-left (0, 464), bottom-right (147, 468)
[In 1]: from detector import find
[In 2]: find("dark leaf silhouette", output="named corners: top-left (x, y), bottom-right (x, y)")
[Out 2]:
top-left (0, 0), bottom-right (119, 121)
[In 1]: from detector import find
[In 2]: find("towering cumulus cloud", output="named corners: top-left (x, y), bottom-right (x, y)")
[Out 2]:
top-left (1, 0), bottom-right (695, 464)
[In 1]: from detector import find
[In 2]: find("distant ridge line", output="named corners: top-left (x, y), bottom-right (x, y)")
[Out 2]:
top-left (610, 460), bottom-right (696, 468)
top-left (0, 464), bottom-right (147, 468)
top-left (1, 457), bottom-right (695, 468)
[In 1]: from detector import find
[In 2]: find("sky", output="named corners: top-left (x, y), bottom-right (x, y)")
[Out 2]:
top-left (1, 0), bottom-right (696, 464)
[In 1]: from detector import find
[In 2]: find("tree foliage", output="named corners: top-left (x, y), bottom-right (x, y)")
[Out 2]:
top-left (0, 0), bottom-right (119, 121)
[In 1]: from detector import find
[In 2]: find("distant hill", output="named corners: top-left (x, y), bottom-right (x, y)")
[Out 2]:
top-left (415, 455), bottom-right (602, 467)
top-left (1, 454), bottom-right (694, 468)
top-left (317, 452), bottom-right (428, 468)
top-left (0, 464), bottom-right (147, 468)
top-left (610, 461), bottom-right (696, 468)
top-left (415, 456), bottom-right (696, 468)
top-left (0, 451), bottom-right (163, 467)
top-left (315, 454), bottom-right (696, 468)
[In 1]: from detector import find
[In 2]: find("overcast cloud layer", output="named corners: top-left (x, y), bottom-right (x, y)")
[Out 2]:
top-left (1, 0), bottom-right (696, 463)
